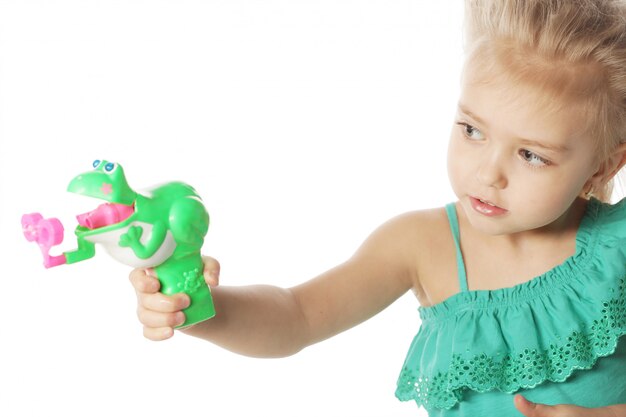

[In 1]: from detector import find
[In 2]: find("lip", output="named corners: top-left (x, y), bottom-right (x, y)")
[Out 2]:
top-left (469, 196), bottom-right (508, 216)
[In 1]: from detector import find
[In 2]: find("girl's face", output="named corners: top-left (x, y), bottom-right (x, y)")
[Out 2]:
top-left (447, 62), bottom-right (601, 236)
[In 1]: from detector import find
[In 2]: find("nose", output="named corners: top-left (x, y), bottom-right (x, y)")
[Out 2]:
top-left (475, 148), bottom-right (508, 189)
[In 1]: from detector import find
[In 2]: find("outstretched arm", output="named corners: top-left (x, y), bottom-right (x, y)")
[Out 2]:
top-left (130, 213), bottom-right (420, 357)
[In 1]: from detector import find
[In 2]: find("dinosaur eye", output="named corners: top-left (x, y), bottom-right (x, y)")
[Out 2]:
top-left (104, 162), bottom-right (117, 173)
top-left (93, 159), bottom-right (101, 169)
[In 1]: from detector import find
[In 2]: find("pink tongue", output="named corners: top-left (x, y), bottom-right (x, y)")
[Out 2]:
top-left (76, 203), bottom-right (134, 229)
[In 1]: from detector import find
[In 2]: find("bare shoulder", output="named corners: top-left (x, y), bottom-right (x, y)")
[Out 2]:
top-left (354, 208), bottom-right (448, 256)
top-left (353, 207), bottom-right (454, 305)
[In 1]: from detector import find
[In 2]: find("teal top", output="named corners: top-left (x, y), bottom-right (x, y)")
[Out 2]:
top-left (395, 198), bottom-right (626, 416)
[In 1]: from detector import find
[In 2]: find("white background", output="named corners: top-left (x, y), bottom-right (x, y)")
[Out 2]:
top-left (0, 1), bottom-right (463, 416)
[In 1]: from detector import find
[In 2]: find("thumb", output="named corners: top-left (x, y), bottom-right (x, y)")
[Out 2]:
top-left (514, 395), bottom-right (554, 417)
top-left (202, 256), bottom-right (221, 287)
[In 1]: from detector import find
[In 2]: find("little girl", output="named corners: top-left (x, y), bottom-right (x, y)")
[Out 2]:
top-left (130, 1), bottom-right (626, 415)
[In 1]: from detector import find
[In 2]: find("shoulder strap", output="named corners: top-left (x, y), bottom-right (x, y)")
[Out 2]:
top-left (445, 203), bottom-right (469, 292)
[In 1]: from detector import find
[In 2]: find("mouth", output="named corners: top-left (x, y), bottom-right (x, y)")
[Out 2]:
top-left (76, 202), bottom-right (134, 229)
top-left (469, 196), bottom-right (507, 216)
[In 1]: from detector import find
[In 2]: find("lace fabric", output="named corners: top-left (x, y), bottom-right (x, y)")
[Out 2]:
top-left (395, 198), bottom-right (626, 412)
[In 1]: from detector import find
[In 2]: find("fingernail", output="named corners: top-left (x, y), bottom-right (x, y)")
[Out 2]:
top-left (518, 395), bottom-right (533, 406)
top-left (180, 294), bottom-right (191, 309)
top-left (205, 269), bottom-right (219, 282)
top-left (175, 312), bottom-right (186, 326)
top-left (146, 279), bottom-right (159, 292)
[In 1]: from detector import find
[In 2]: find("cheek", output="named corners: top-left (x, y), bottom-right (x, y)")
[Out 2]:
top-left (447, 138), bottom-right (473, 178)
top-left (520, 174), bottom-right (583, 215)
top-left (446, 141), bottom-right (461, 183)
top-left (447, 145), bottom-right (473, 199)
top-left (549, 169), bottom-right (591, 200)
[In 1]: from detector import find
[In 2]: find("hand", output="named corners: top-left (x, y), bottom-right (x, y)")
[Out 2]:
top-left (119, 225), bottom-right (143, 248)
top-left (514, 395), bottom-right (620, 417)
top-left (129, 256), bottom-right (221, 341)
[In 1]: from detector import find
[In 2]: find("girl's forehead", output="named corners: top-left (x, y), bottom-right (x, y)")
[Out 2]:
top-left (462, 41), bottom-right (605, 98)
top-left (462, 58), bottom-right (588, 115)
top-left (458, 69), bottom-right (590, 145)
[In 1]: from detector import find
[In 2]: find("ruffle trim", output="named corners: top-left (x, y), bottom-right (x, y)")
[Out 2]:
top-left (417, 198), bottom-right (600, 322)
top-left (395, 277), bottom-right (626, 411)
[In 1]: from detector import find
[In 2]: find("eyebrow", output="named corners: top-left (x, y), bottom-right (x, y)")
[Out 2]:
top-left (457, 103), bottom-right (570, 153)
top-left (458, 103), bottom-right (488, 127)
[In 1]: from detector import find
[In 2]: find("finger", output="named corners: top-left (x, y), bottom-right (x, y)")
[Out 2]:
top-left (514, 395), bottom-right (555, 417)
top-left (129, 268), bottom-right (161, 294)
top-left (137, 306), bottom-right (187, 328)
top-left (141, 292), bottom-right (190, 313)
top-left (514, 395), bottom-right (536, 416)
top-left (202, 256), bottom-right (221, 287)
top-left (143, 325), bottom-right (175, 341)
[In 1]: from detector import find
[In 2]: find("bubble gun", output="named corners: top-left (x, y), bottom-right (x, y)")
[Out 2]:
top-left (21, 160), bottom-right (215, 328)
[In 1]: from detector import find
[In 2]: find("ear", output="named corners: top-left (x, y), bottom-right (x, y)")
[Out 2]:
top-left (588, 142), bottom-right (626, 188)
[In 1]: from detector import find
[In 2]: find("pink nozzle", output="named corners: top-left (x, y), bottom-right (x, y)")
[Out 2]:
top-left (76, 203), bottom-right (134, 229)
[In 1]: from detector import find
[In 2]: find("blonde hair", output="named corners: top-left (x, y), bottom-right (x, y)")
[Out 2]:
top-left (463, 0), bottom-right (626, 202)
